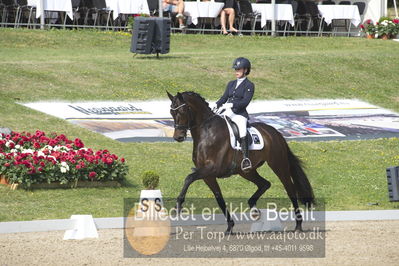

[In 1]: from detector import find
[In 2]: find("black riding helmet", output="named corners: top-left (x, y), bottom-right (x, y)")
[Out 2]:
top-left (232, 57), bottom-right (251, 75)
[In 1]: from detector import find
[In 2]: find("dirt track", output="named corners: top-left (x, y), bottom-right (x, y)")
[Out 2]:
top-left (1, 220), bottom-right (398, 265)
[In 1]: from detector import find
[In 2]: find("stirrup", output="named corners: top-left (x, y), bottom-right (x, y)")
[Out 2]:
top-left (241, 158), bottom-right (252, 171)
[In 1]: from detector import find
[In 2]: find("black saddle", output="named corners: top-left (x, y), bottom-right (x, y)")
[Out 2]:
top-left (225, 116), bottom-right (253, 146)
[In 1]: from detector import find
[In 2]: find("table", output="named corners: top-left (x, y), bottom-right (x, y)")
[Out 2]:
top-left (317, 5), bottom-right (361, 26)
top-left (105, 0), bottom-right (150, 20)
top-left (251, 3), bottom-right (295, 28)
top-left (28, 0), bottom-right (73, 20)
top-left (184, 1), bottom-right (224, 25)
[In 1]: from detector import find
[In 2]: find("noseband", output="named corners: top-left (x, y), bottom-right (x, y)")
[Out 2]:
top-left (171, 103), bottom-right (195, 131)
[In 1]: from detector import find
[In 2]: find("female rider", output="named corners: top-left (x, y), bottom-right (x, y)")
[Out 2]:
top-left (216, 57), bottom-right (254, 172)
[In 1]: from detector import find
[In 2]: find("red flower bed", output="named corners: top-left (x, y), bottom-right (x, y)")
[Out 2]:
top-left (0, 131), bottom-right (128, 189)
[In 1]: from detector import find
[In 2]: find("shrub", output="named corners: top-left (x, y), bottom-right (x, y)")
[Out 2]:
top-left (142, 170), bottom-right (160, 190)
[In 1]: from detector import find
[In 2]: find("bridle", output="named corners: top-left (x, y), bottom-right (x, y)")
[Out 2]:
top-left (171, 103), bottom-right (195, 131)
top-left (170, 103), bottom-right (186, 111)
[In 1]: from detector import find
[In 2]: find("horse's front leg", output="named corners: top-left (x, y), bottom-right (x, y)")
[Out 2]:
top-left (175, 171), bottom-right (202, 214)
top-left (203, 176), bottom-right (235, 234)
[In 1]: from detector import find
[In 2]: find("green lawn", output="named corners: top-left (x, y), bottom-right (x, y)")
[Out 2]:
top-left (0, 29), bottom-right (399, 221)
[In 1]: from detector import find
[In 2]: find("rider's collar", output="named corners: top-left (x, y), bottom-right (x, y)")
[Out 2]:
top-left (235, 77), bottom-right (246, 89)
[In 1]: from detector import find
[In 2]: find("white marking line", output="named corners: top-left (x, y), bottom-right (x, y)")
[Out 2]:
top-left (325, 210), bottom-right (399, 221)
top-left (1, 210), bottom-right (399, 234)
top-left (0, 219), bottom-right (75, 234)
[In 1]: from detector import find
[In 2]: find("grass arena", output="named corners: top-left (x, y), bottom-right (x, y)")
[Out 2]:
top-left (1, 28), bottom-right (399, 265)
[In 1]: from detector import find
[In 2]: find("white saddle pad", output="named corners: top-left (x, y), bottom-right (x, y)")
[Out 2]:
top-left (222, 116), bottom-right (265, 151)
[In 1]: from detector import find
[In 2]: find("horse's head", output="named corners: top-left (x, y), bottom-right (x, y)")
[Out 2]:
top-left (167, 91), bottom-right (192, 142)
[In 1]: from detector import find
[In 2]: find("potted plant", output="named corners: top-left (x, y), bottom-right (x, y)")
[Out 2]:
top-left (140, 170), bottom-right (162, 201)
top-left (375, 17), bottom-right (399, 39)
top-left (360, 19), bottom-right (376, 39)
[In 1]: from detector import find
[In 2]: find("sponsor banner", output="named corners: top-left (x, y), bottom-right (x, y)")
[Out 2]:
top-left (22, 99), bottom-right (399, 142)
top-left (23, 101), bottom-right (170, 119)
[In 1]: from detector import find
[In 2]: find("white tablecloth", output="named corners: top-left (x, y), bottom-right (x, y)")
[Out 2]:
top-left (28, 0), bottom-right (73, 20)
top-left (105, 0), bottom-right (150, 20)
top-left (251, 3), bottom-right (295, 28)
top-left (317, 5), bottom-right (361, 26)
top-left (184, 2), bottom-right (224, 25)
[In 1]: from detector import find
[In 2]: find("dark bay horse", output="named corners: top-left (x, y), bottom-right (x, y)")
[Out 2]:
top-left (167, 91), bottom-right (314, 233)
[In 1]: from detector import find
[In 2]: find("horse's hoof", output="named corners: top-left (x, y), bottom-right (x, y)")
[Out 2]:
top-left (295, 226), bottom-right (303, 232)
top-left (250, 207), bottom-right (261, 221)
top-left (225, 221), bottom-right (235, 235)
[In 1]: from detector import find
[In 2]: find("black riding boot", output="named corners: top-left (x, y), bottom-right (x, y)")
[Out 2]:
top-left (240, 137), bottom-right (252, 172)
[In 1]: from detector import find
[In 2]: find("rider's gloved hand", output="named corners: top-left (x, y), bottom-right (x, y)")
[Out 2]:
top-left (223, 103), bottom-right (233, 109)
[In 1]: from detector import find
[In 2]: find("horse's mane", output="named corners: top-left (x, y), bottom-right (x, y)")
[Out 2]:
top-left (182, 91), bottom-right (212, 112)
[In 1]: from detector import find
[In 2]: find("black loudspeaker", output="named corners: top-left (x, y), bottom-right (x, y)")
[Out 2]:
top-left (131, 17), bottom-right (155, 54)
top-left (387, 166), bottom-right (399, 202)
top-left (153, 17), bottom-right (171, 55)
top-left (130, 17), bottom-right (171, 56)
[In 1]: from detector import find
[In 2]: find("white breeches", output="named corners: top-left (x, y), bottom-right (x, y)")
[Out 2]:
top-left (223, 108), bottom-right (248, 138)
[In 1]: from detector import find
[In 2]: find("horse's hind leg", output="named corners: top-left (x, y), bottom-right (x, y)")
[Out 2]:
top-left (269, 161), bottom-right (303, 232)
top-left (203, 177), bottom-right (235, 234)
top-left (240, 170), bottom-right (271, 208)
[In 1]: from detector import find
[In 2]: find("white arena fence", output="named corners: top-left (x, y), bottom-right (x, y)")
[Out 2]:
top-left (1, 210), bottom-right (399, 238)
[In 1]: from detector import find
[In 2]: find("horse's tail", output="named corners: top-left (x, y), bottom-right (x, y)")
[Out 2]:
top-left (287, 146), bottom-right (315, 206)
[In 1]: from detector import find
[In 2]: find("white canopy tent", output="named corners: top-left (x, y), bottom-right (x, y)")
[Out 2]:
top-left (393, 0), bottom-right (398, 17)
top-left (35, 0), bottom-right (398, 31)
top-left (363, 0), bottom-right (390, 22)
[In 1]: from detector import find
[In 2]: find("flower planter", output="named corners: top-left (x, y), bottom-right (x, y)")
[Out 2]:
top-left (0, 130), bottom-right (128, 190)
top-left (0, 175), bottom-right (20, 190)
top-left (0, 175), bottom-right (8, 185)
top-left (0, 176), bottom-right (121, 190)
top-left (29, 180), bottom-right (122, 189)
top-left (140, 189), bottom-right (163, 200)
top-left (381, 34), bottom-right (391, 40)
